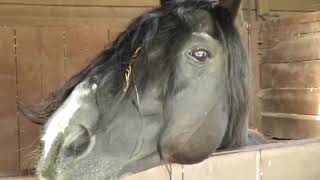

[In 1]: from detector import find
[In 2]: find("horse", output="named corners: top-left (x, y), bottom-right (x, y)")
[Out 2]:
top-left (21, 0), bottom-right (266, 179)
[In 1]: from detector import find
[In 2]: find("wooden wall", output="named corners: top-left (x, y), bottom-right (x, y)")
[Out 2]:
top-left (0, 0), bottom-right (157, 27)
top-left (259, 12), bottom-right (320, 139)
top-left (1, 0), bottom-right (319, 175)
top-left (0, 25), bottom-right (116, 175)
top-left (0, 2), bottom-right (260, 175)
top-left (6, 139), bottom-right (320, 180)
top-left (242, 0), bottom-right (320, 23)
top-left (0, 1), bottom-right (159, 175)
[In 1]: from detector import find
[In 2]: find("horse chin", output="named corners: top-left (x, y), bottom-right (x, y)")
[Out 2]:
top-left (171, 152), bottom-right (211, 164)
top-left (160, 133), bottom-right (221, 165)
top-left (163, 143), bottom-right (218, 164)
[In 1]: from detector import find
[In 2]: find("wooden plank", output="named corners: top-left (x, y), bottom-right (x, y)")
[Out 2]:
top-left (0, 5), bottom-right (148, 27)
top-left (262, 34), bottom-right (320, 63)
top-left (0, 5), bottom-right (150, 19)
top-left (16, 27), bottom-right (42, 170)
top-left (260, 61), bottom-right (320, 89)
top-left (241, 9), bottom-right (257, 23)
top-left (184, 151), bottom-right (259, 180)
top-left (65, 25), bottom-right (108, 79)
top-left (0, 27), bottom-right (19, 172)
top-left (5, 140), bottom-right (320, 179)
top-left (242, 0), bottom-right (256, 10)
top-left (0, 16), bottom-right (131, 27)
top-left (0, 0), bottom-right (159, 7)
top-left (257, 0), bottom-right (269, 16)
top-left (268, 0), bottom-right (320, 12)
top-left (261, 142), bottom-right (320, 180)
top-left (268, 11), bottom-right (308, 19)
top-left (259, 63), bottom-right (272, 88)
top-left (261, 89), bottom-right (320, 116)
top-left (5, 177), bottom-right (36, 180)
top-left (249, 24), bottom-right (262, 130)
top-left (39, 27), bottom-right (65, 102)
top-left (109, 27), bottom-right (126, 44)
top-left (122, 165), bottom-right (182, 180)
top-left (262, 114), bottom-right (320, 139)
top-left (260, 12), bottom-right (320, 34)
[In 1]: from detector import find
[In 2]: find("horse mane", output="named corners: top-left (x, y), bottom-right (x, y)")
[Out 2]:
top-left (213, 7), bottom-right (250, 148)
top-left (20, 2), bottom-right (249, 149)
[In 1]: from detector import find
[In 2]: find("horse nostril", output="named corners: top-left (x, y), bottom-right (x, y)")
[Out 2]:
top-left (62, 125), bottom-right (91, 159)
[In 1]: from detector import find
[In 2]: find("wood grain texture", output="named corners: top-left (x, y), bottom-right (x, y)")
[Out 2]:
top-left (16, 27), bottom-right (42, 170)
top-left (242, 0), bottom-right (256, 10)
top-left (0, 0), bottom-right (159, 7)
top-left (0, 27), bottom-right (19, 172)
top-left (40, 28), bottom-right (66, 97)
top-left (259, 12), bottom-right (320, 140)
top-left (64, 25), bottom-right (108, 80)
top-left (261, 21), bottom-right (320, 44)
top-left (249, 24), bottom-right (262, 130)
top-left (260, 12), bottom-right (320, 30)
top-left (184, 151), bottom-right (259, 180)
top-left (262, 34), bottom-right (320, 63)
top-left (5, 177), bottom-right (36, 180)
top-left (268, 0), bottom-right (320, 11)
top-left (0, 5), bottom-right (148, 27)
top-left (261, 89), bottom-right (320, 116)
top-left (109, 27), bottom-right (126, 44)
top-left (262, 113), bottom-right (320, 139)
top-left (0, 5), bottom-right (150, 19)
top-left (122, 165), bottom-right (182, 180)
top-left (260, 61), bottom-right (320, 89)
top-left (0, 16), bottom-right (131, 28)
top-left (261, 142), bottom-right (320, 180)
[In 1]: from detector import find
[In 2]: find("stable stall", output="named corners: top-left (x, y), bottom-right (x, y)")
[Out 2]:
top-left (0, 0), bottom-right (320, 179)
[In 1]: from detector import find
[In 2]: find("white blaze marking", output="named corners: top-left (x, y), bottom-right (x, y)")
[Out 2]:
top-left (42, 82), bottom-right (96, 158)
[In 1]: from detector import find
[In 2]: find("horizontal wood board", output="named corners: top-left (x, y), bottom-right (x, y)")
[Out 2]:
top-left (7, 139), bottom-right (320, 180)
top-left (259, 12), bottom-right (320, 139)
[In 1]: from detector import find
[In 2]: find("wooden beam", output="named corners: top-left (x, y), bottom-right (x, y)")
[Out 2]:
top-left (40, 27), bottom-right (66, 97)
top-left (0, 26), bottom-right (19, 173)
top-left (262, 34), bottom-right (320, 63)
top-left (0, 0), bottom-right (159, 7)
top-left (257, 0), bottom-right (269, 16)
top-left (260, 61), bottom-right (320, 89)
top-left (64, 25), bottom-right (108, 80)
top-left (262, 113), bottom-right (320, 139)
top-left (268, 0), bottom-right (320, 12)
top-left (260, 12), bottom-right (320, 34)
top-left (0, 4), bottom-right (150, 27)
top-left (261, 89), bottom-right (320, 116)
top-left (0, 16), bottom-right (131, 27)
top-left (0, 4), bottom-right (150, 19)
top-left (261, 141), bottom-right (320, 180)
top-left (122, 165), bottom-right (182, 180)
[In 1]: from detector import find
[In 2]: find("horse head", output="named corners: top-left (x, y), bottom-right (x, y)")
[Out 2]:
top-left (22, 0), bottom-right (251, 179)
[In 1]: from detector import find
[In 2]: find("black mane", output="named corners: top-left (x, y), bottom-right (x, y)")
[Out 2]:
top-left (21, 1), bottom-right (249, 149)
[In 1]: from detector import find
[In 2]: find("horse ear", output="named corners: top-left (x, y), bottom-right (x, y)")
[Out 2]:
top-left (219, 0), bottom-right (241, 20)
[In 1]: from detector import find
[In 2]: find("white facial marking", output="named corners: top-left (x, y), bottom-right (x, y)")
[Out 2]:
top-left (42, 81), bottom-right (93, 158)
top-left (92, 83), bottom-right (97, 90)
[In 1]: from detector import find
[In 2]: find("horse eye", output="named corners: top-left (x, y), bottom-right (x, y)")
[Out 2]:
top-left (188, 48), bottom-right (210, 62)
